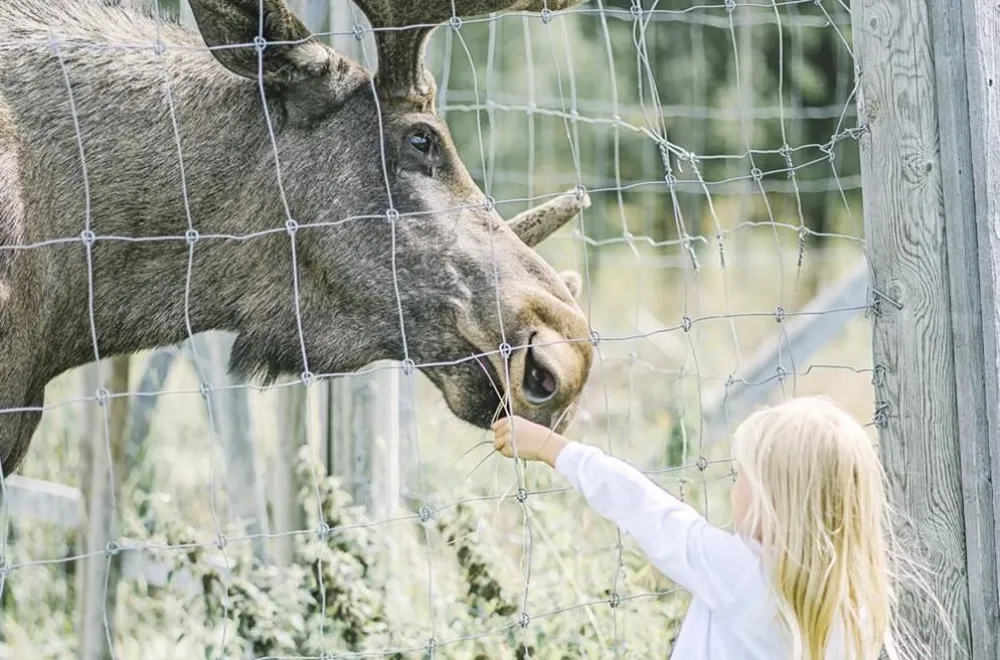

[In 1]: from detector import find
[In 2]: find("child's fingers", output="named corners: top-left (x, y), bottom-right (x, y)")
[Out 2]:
top-left (493, 425), bottom-right (511, 453)
top-left (492, 416), bottom-right (536, 460)
top-left (491, 417), bottom-right (511, 432)
top-left (494, 438), bottom-right (513, 459)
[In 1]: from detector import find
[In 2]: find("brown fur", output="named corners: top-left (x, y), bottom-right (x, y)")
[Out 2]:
top-left (0, 0), bottom-right (593, 476)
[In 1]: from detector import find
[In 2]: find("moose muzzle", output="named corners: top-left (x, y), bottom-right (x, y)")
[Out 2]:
top-left (485, 297), bottom-right (594, 433)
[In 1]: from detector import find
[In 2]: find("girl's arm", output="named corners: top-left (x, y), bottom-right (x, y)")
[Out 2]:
top-left (553, 440), bottom-right (766, 611)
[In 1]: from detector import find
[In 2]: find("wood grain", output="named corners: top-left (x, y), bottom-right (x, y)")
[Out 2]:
top-left (851, 0), bottom-right (1000, 657)
top-left (940, 0), bottom-right (1000, 655)
top-left (77, 356), bottom-right (130, 660)
top-left (961, 0), bottom-right (1000, 648)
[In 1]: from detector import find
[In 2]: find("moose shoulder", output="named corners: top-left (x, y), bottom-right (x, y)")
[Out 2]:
top-left (0, 0), bottom-right (594, 476)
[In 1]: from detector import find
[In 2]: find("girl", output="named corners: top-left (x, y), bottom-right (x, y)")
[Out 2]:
top-left (492, 395), bottom-right (934, 659)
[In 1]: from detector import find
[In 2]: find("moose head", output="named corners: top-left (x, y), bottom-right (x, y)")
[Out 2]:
top-left (0, 0), bottom-right (593, 476)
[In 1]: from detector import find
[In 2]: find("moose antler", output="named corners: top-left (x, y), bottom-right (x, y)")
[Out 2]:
top-left (508, 188), bottom-right (591, 247)
top-left (352, 0), bottom-right (584, 106)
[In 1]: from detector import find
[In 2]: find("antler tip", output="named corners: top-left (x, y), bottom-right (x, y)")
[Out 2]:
top-left (560, 188), bottom-right (591, 211)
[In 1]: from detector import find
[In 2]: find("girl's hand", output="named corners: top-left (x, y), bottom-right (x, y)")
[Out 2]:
top-left (491, 416), bottom-right (570, 468)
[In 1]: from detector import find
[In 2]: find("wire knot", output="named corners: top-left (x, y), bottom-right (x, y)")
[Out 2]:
top-left (95, 387), bottom-right (111, 407)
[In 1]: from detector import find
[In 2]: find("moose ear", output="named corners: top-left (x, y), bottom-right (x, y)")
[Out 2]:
top-left (561, 271), bottom-right (583, 300)
top-left (188, 0), bottom-right (361, 98)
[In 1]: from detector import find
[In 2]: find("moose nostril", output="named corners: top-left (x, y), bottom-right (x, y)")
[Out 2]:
top-left (523, 342), bottom-right (558, 404)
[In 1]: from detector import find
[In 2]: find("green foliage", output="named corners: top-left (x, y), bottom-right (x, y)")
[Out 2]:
top-left (19, 444), bottom-right (687, 659)
top-left (122, 448), bottom-right (405, 658)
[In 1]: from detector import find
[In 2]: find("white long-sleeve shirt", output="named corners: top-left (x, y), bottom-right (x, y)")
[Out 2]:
top-left (554, 440), bottom-right (815, 659)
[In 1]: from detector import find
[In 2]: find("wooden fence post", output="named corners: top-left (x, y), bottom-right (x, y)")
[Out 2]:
top-left (850, 0), bottom-right (999, 657)
top-left (324, 0), bottom-right (405, 555)
top-left (327, 366), bottom-right (401, 523)
top-left (266, 0), bottom-right (332, 567)
top-left (272, 381), bottom-right (309, 565)
top-left (191, 332), bottom-right (271, 563)
top-left (77, 355), bottom-right (130, 660)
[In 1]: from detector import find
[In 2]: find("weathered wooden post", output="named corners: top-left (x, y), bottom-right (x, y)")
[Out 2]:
top-left (850, 0), bottom-right (999, 657)
top-left (77, 355), bottom-right (130, 660)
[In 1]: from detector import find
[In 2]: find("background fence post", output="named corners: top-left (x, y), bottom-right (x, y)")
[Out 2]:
top-left (850, 0), bottom-right (999, 657)
top-left (76, 355), bottom-right (130, 660)
top-left (273, 381), bottom-right (308, 565)
top-left (191, 332), bottom-right (270, 563)
top-left (264, 0), bottom-right (329, 567)
top-left (263, 0), bottom-right (407, 567)
top-left (324, 0), bottom-right (403, 523)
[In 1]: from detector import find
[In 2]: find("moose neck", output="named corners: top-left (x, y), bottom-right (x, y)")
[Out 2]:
top-left (0, 12), bottom-right (333, 383)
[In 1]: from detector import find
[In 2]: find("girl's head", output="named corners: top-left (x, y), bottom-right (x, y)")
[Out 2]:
top-left (729, 395), bottom-right (899, 660)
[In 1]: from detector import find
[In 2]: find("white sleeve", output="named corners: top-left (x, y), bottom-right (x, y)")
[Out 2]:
top-left (554, 441), bottom-right (766, 611)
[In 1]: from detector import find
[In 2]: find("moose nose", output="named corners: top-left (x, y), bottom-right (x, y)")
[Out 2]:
top-left (507, 325), bottom-right (592, 430)
top-left (522, 333), bottom-right (559, 404)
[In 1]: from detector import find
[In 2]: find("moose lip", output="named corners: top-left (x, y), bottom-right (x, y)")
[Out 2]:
top-left (522, 334), bottom-right (558, 404)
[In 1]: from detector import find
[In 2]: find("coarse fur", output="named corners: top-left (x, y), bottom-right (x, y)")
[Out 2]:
top-left (0, 0), bottom-right (594, 476)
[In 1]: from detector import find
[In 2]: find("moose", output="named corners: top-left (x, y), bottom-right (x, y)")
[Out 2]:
top-left (0, 0), bottom-right (595, 477)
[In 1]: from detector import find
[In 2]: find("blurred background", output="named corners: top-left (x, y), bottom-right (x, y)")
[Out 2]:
top-left (0, 1), bottom-right (873, 658)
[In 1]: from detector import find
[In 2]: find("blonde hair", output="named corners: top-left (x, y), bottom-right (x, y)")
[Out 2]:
top-left (730, 395), bottom-right (944, 660)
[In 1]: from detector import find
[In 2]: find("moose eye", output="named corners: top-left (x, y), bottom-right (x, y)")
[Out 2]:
top-left (402, 126), bottom-right (443, 174)
top-left (405, 127), bottom-right (439, 163)
top-left (408, 130), bottom-right (433, 154)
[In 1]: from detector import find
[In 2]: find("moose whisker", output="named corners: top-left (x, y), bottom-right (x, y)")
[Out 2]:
top-left (461, 445), bottom-right (501, 486)
top-left (455, 351), bottom-right (514, 485)
top-left (451, 439), bottom-right (495, 468)
top-left (549, 403), bottom-right (573, 433)
top-left (472, 352), bottom-right (510, 419)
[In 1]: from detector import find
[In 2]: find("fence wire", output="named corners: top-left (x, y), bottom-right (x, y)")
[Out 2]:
top-left (0, 1), bottom-right (873, 658)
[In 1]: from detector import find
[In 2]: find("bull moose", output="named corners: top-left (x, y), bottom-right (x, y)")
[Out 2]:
top-left (0, 0), bottom-right (594, 476)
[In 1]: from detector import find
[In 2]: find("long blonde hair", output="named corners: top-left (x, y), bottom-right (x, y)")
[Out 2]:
top-left (730, 395), bottom-right (943, 660)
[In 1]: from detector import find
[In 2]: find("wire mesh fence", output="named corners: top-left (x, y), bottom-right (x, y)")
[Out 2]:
top-left (0, 0), bottom-right (876, 658)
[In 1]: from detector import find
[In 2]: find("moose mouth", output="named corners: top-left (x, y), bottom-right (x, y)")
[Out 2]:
top-left (458, 332), bottom-right (562, 429)
top-left (522, 333), bottom-right (559, 404)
